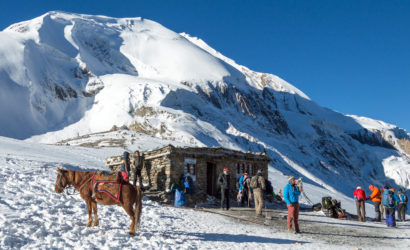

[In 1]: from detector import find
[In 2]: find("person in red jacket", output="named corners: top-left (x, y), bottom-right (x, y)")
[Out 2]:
top-left (354, 186), bottom-right (366, 222)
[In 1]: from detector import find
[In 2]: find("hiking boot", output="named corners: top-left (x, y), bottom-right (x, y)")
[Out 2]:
top-left (295, 229), bottom-right (301, 234)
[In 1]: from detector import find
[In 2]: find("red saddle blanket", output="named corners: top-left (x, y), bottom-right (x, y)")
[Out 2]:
top-left (91, 172), bottom-right (122, 202)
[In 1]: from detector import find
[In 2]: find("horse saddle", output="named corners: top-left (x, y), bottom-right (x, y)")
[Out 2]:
top-left (93, 172), bottom-right (122, 202)
top-left (95, 171), bottom-right (120, 182)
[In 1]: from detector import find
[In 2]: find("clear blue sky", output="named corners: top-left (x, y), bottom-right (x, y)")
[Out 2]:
top-left (1, 0), bottom-right (409, 131)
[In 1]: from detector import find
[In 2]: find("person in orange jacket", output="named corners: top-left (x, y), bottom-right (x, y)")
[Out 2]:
top-left (367, 185), bottom-right (382, 222)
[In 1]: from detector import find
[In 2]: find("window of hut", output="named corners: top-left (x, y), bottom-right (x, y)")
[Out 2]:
top-left (249, 164), bottom-right (253, 176)
top-left (236, 163), bottom-right (241, 179)
top-left (189, 164), bottom-right (196, 176)
top-left (184, 157), bottom-right (197, 181)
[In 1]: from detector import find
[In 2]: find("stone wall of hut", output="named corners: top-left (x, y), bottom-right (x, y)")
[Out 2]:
top-left (106, 145), bottom-right (270, 204)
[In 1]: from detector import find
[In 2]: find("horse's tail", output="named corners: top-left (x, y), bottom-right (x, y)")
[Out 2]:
top-left (134, 186), bottom-right (143, 232)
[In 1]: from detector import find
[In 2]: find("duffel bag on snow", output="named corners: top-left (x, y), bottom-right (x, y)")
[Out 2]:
top-left (322, 196), bottom-right (333, 209)
top-left (312, 203), bottom-right (322, 212)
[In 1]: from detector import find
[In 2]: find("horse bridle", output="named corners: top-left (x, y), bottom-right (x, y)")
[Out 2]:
top-left (57, 171), bottom-right (77, 196)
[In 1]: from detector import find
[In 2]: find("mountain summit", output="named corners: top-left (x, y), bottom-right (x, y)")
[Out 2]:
top-left (0, 11), bottom-right (409, 193)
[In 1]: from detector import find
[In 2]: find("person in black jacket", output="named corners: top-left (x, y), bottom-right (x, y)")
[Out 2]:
top-left (218, 167), bottom-right (230, 210)
top-left (131, 150), bottom-right (144, 188)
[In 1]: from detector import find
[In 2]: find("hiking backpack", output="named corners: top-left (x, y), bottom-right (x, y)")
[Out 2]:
top-left (322, 196), bottom-right (333, 210)
top-left (382, 190), bottom-right (395, 207)
top-left (250, 176), bottom-right (259, 189)
top-left (399, 193), bottom-right (408, 203)
top-left (183, 177), bottom-right (190, 189)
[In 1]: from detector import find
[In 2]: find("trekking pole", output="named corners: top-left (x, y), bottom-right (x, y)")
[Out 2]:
top-left (302, 191), bottom-right (314, 205)
top-left (297, 177), bottom-right (314, 206)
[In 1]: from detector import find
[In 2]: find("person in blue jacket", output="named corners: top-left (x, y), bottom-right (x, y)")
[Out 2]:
top-left (284, 176), bottom-right (301, 233)
top-left (382, 186), bottom-right (399, 227)
top-left (238, 174), bottom-right (245, 191)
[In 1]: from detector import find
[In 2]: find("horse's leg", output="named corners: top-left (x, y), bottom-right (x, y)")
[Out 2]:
top-left (134, 187), bottom-right (143, 231)
top-left (120, 188), bottom-right (136, 235)
top-left (122, 202), bottom-right (136, 235)
top-left (85, 199), bottom-right (93, 227)
top-left (92, 201), bottom-right (99, 226)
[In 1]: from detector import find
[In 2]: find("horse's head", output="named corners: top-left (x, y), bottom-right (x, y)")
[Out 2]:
top-left (55, 168), bottom-right (70, 193)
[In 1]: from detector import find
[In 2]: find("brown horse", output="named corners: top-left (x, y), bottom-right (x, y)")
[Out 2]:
top-left (54, 168), bottom-right (142, 235)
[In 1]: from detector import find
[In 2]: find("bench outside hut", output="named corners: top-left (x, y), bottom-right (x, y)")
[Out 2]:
top-left (106, 145), bottom-right (271, 204)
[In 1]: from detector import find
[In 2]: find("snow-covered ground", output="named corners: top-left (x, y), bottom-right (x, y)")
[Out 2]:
top-left (1, 136), bottom-right (409, 249)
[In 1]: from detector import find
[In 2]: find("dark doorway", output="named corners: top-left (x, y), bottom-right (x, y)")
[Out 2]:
top-left (207, 162), bottom-right (218, 197)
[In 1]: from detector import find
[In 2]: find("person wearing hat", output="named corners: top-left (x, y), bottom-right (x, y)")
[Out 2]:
top-left (367, 185), bottom-right (382, 222)
top-left (251, 169), bottom-right (266, 217)
top-left (283, 176), bottom-right (301, 233)
top-left (353, 186), bottom-right (366, 222)
top-left (218, 167), bottom-right (231, 210)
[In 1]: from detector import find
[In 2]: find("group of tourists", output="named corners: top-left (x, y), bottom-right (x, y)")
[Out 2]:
top-left (217, 168), bottom-right (302, 233)
top-left (218, 168), bottom-right (268, 217)
top-left (114, 154), bottom-right (408, 232)
top-left (354, 185), bottom-right (408, 227)
top-left (219, 169), bottom-right (408, 234)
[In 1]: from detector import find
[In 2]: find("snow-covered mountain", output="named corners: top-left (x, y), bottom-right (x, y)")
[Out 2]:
top-left (1, 11), bottom-right (409, 198)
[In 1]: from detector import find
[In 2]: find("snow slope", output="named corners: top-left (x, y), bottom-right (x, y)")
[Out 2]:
top-left (1, 137), bottom-right (409, 249)
top-left (0, 11), bottom-right (409, 204)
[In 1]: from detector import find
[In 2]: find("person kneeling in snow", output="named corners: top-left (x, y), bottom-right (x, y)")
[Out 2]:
top-left (284, 176), bottom-right (301, 234)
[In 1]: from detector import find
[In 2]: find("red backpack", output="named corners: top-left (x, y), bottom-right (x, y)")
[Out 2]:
top-left (354, 189), bottom-right (366, 201)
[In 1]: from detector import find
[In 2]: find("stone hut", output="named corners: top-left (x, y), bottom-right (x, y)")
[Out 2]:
top-left (106, 145), bottom-right (270, 203)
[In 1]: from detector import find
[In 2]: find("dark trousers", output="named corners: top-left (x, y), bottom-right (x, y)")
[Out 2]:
top-left (398, 203), bottom-right (407, 221)
top-left (355, 200), bottom-right (366, 222)
top-left (385, 207), bottom-right (396, 226)
top-left (221, 188), bottom-right (230, 209)
top-left (241, 188), bottom-right (250, 207)
top-left (373, 201), bottom-right (381, 221)
top-left (133, 169), bottom-right (142, 186)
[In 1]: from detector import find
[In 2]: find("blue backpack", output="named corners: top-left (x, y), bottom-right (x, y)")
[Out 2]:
top-left (382, 190), bottom-right (395, 207)
top-left (399, 193), bottom-right (408, 203)
top-left (183, 177), bottom-right (190, 189)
